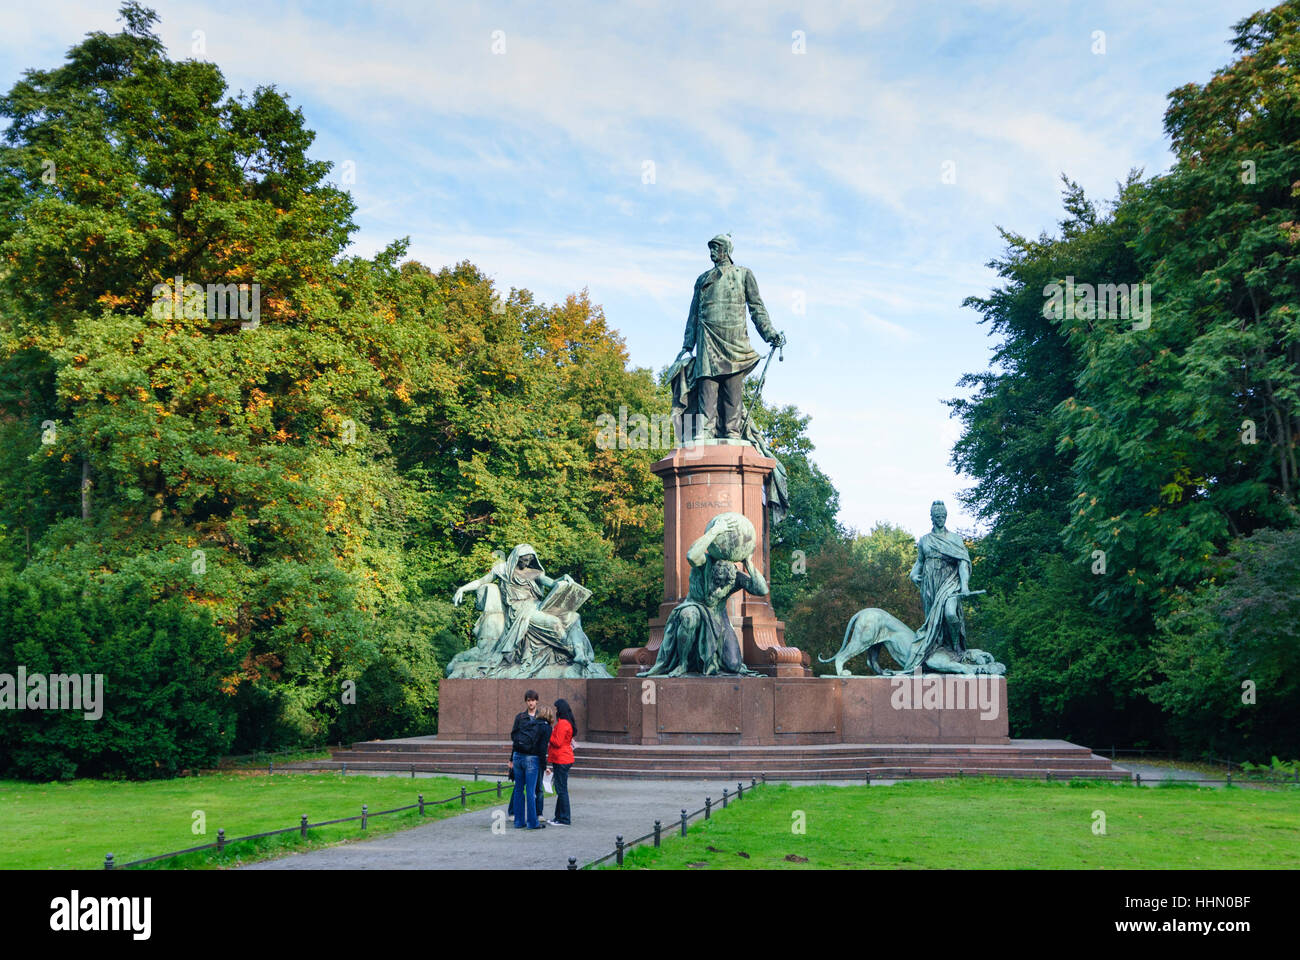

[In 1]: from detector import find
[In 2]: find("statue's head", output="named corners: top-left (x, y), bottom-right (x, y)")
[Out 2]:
top-left (708, 234), bottom-right (733, 265)
top-left (512, 544), bottom-right (540, 568)
top-left (930, 500), bottom-right (947, 526)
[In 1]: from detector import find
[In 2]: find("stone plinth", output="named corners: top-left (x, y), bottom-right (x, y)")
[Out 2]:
top-left (837, 675), bottom-right (1009, 744)
top-left (437, 678), bottom-right (592, 740)
top-left (438, 675), bottom-right (1009, 746)
top-left (618, 444), bottom-right (808, 677)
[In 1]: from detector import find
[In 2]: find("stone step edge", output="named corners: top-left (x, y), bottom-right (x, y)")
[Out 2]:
top-left (340, 743), bottom-right (1093, 756)
top-left (280, 761), bottom-right (1130, 779)
top-left (326, 753), bottom-right (1116, 769)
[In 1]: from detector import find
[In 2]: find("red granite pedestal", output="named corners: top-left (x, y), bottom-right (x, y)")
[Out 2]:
top-left (437, 675), bottom-right (1010, 746)
top-left (617, 444), bottom-right (809, 677)
top-left (312, 675), bottom-right (1135, 781)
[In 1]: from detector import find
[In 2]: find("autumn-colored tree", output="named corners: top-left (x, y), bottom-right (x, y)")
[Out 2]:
top-left (0, 4), bottom-right (420, 753)
top-left (0, 5), bottom-right (844, 773)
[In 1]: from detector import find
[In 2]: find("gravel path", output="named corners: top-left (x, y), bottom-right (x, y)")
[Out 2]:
top-left (1118, 762), bottom-right (1229, 788)
top-left (242, 777), bottom-right (744, 871)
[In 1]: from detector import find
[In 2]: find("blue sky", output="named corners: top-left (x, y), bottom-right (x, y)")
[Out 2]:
top-left (1, 1), bottom-right (1266, 535)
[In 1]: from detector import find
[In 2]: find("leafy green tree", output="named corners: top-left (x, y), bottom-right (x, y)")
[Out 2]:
top-left (1058, 2), bottom-right (1300, 619)
top-left (755, 402), bottom-right (843, 619)
top-left (785, 523), bottom-right (921, 674)
top-left (951, 179), bottom-right (1157, 743)
top-left (969, 552), bottom-right (1162, 747)
top-left (380, 262), bottom-right (668, 664)
top-left (1151, 524), bottom-right (1300, 759)
top-left (0, 570), bottom-right (239, 779)
top-left (953, 2), bottom-right (1300, 758)
top-left (0, 5), bottom-right (410, 751)
top-left (0, 4), bottom-right (848, 773)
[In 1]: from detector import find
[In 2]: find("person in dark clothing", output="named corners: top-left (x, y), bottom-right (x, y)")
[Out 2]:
top-left (547, 698), bottom-right (577, 825)
top-left (507, 690), bottom-right (542, 829)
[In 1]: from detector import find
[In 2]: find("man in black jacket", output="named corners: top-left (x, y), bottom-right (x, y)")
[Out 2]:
top-left (507, 691), bottom-right (543, 828)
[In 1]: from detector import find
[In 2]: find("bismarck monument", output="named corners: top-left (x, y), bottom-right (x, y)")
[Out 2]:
top-left (335, 235), bottom-right (1128, 781)
top-left (619, 233), bottom-right (805, 679)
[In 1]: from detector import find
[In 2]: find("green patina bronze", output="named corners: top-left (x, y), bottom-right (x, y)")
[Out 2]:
top-left (679, 234), bottom-right (783, 388)
top-left (446, 544), bottom-right (610, 679)
top-left (669, 235), bottom-right (790, 523)
top-left (822, 501), bottom-right (1006, 677)
top-left (638, 512), bottom-right (766, 677)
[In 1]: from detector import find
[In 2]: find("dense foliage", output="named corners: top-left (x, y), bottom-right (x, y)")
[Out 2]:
top-left (3, 1), bottom-right (1297, 776)
top-left (0, 6), bottom-right (842, 776)
top-left (785, 523), bottom-right (922, 673)
top-left (0, 571), bottom-right (239, 779)
top-left (953, 2), bottom-right (1300, 759)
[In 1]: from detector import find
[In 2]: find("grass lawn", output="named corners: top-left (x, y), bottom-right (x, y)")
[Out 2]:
top-left (0, 772), bottom-right (509, 869)
top-left (612, 778), bottom-right (1300, 870)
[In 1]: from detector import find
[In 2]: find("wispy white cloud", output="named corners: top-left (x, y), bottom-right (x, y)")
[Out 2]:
top-left (0, 0), bottom-right (1263, 536)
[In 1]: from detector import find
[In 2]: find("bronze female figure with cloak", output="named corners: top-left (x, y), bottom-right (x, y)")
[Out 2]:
top-left (447, 545), bottom-right (610, 679)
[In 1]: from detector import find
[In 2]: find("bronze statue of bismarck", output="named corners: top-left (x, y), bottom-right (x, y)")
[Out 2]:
top-left (675, 234), bottom-right (786, 441)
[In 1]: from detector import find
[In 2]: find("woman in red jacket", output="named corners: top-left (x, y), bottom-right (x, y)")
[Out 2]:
top-left (546, 698), bottom-right (576, 826)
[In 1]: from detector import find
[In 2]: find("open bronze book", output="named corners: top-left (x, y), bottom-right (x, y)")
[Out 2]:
top-left (539, 579), bottom-right (590, 617)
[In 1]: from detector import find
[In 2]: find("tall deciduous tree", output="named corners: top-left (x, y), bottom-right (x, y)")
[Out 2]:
top-left (953, 1), bottom-right (1300, 757)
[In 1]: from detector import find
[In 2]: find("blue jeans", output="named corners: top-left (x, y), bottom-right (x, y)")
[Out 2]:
top-left (511, 752), bottom-right (540, 828)
top-left (552, 763), bottom-right (572, 824)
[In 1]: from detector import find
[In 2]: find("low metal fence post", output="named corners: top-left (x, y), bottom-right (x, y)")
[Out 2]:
top-left (104, 853), bottom-right (114, 871)
top-left (300, 815), bottom-right (308, 839)
top-left (497, 780), bottom-right (503, 799)
top-left (654, 820), bottom-right (661, 847)
top-left (460, 786), bottom-right (467, 808)
top-left (615, 835), bottom-right (624, 867)
top-left (737, 781), bottom-right (744, 799)
top-left (418, 794), bottom-right (425, 816)
top-left (722, 788), bottom-right (729, 809)
top-left (705, 797), bottom-right (711, 820)
top-left (680, 808), bottom-right (687, 837)
top-left (474, 766), bottom-right (479, 781)
top-left (217, 829), bottom-right (226, 853)
top-left (361, 804), bottom-right (368, 830)
top-left (410, 764), bottom-right (415, 779)
top-left (567, 857), bottom-right (577, 871)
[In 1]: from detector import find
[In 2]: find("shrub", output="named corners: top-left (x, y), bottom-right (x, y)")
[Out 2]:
top-left (0, 572), bottom-right (241, 779)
